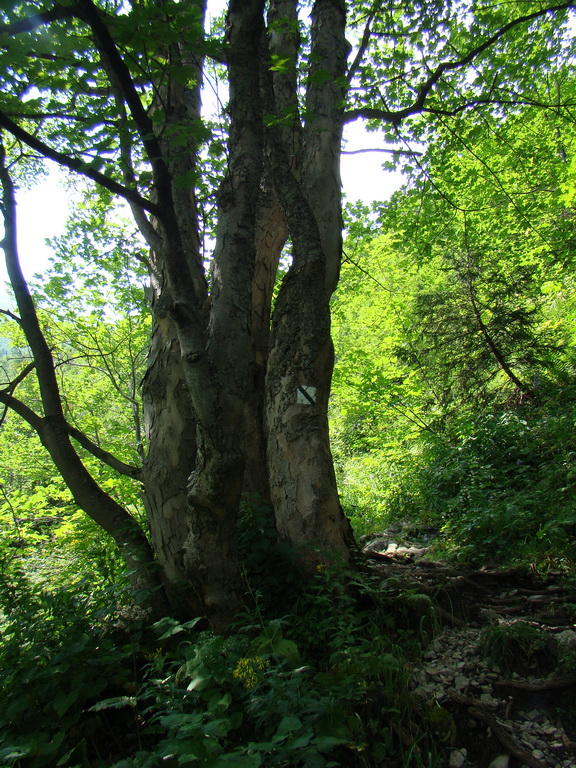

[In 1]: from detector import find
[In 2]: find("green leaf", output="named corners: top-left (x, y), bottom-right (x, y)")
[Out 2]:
top-left (205, 754), bottom-right (262, 767)
top-left (269, 54), bottom-right (291, 72)
top-left (53, 690), bottom-right (79, 718)
top-left (275, 715), bottom-right (302, 737)
top-left (88, 696), bottom-right (136, 712)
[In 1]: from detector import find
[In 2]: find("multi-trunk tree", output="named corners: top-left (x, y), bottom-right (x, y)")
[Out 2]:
top-left (0, 0), bottom-right (574, 629)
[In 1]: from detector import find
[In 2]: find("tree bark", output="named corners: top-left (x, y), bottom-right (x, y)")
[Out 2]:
top-left (138, 3), bottom-right (207, 619)
top-left (243, 181), bottom-right (287, 500)
top-left (141, 312), bottom-right (202, 618)
top-left (181, 0), bottom-right (266, 631)
top-left (265, 0), bottom-right (354, 567)
top-left (0, 0), bottom-right (356, 630)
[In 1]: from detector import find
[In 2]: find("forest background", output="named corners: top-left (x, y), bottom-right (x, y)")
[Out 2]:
top-left (0, 0), bottom-right (575, 765)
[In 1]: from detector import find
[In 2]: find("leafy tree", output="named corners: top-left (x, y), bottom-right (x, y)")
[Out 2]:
top-left (387, 101), bottom-right (576, 411)
top-left (331, 89), bottom-right (576, 558)
top-left (0, 0), bottom-right (574, 629)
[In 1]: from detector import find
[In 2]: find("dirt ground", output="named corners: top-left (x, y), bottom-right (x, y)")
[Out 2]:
top-left (361, 526), bottom-right (576, 768)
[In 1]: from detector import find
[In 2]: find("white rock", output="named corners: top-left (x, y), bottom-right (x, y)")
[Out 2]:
top-left (449, 749), bottom-right (467, 768)
top-left (556, 629), bottom-right (576, 649)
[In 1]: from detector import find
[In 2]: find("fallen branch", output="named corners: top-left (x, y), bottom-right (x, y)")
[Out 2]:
top-left (493, 673), bottom-right (576, 693)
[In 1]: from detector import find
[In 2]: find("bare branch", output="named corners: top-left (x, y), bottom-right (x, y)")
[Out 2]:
top-left (0, 307), bottom-right (20, 323)
top-left (342, 147), bottom-right (422, 156)
top-left (346, 3), bottom-right (378, 84)
top-left (66, 425), bottom-right (142, 479)
top-left (102, 53), bottom-right (162, 252)
top-left (0, 386), bottom-right (142, 479)
top-left (0, 359), bottom-right (36, 394)
top-left (0, 389), bottom-right (43, 432)
top-left (0, 111), bottom-right (161, 216)
top-left (76, 0), bottom-right (174, 211)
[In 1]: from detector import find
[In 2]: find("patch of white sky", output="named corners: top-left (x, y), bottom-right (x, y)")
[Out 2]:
top-left (0, 0), bottom-right (406, 309)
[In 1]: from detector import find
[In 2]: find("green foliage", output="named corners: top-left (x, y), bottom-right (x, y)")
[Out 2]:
top-left (0, 557), bottom-right (139, 767)
top-left (0, 565), bottom-right (444, 768)
top-left (333, 87), bottom-right (576, 572)
top-left (479, 621), bottom-right (547, 675)
top-left (382, 395), bottom-right (576, 566)
top-left (236, 497), bottom-right (303, 617)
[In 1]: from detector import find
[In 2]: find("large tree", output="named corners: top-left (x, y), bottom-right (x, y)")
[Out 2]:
top-left (0, 0), bottom-right (574, 629)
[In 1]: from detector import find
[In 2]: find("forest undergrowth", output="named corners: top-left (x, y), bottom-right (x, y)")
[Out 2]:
top-left (3, 235), bottom-right (576, 767)
top-left (0, 472), bottom-right (575, 768)
top-left (2, 288), bottom-right (576, 767)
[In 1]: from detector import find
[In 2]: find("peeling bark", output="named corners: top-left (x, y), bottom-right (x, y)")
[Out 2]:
top-left (142, 313), bottom-right (202, 618)
top-left (264, 0), bottom-right (354, 565)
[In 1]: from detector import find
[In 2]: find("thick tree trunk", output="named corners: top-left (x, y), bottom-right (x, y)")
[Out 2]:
top-left (265, 0), bottom-right (354, 566)
top-left (243, 183), bottom-right (288, 500)
top-left (179, 0), bottom-right (266, 631)
top-left (138, 12), bottom-right (208, 620)
top-left (2, 0), bottom-right (356, 631)
top-left (266, 263), bottom-right (353, 565)
top-left (142, 313), bottom-right (203, 618)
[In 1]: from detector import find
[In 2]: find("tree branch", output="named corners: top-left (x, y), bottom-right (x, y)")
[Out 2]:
top-left (0, 307), bottom-right (20, 323)
top-left (342, 147), bottom-right (422, 156)
top-left (0, 390), bottom-right (44, 432)
top-left (346, 3), bottom-right (378, 84)
top-left (101, 47), bottom-right (163, 252)
top-left (76, 0), bottom-right (174, 210)
top-left (66, 425), bottom-right (142, 479)
top-left (0, 111), bottom-right (161, 216)
top-left (0, 359), bottom-right (36, 394)
top-left (0, 4), bottom-right (77, 35)
top-left (0, 381), bottom-right (141, 479)
top-left (344, 3), bottom-right (576, 126)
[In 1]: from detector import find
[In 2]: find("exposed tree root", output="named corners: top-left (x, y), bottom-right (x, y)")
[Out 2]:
top-left (449, 693), bottom-right (548, 768)
top-left (493, 673), bottom-right (576, 693)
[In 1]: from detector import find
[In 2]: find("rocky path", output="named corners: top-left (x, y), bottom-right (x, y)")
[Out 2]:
top-left (360, 526), bottom-right (576, 768)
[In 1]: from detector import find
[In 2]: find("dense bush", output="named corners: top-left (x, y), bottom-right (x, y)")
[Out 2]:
top-left (338, 389), bottom-right (576, 568)
top-left (0, 555), bottom-right (444, 768)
